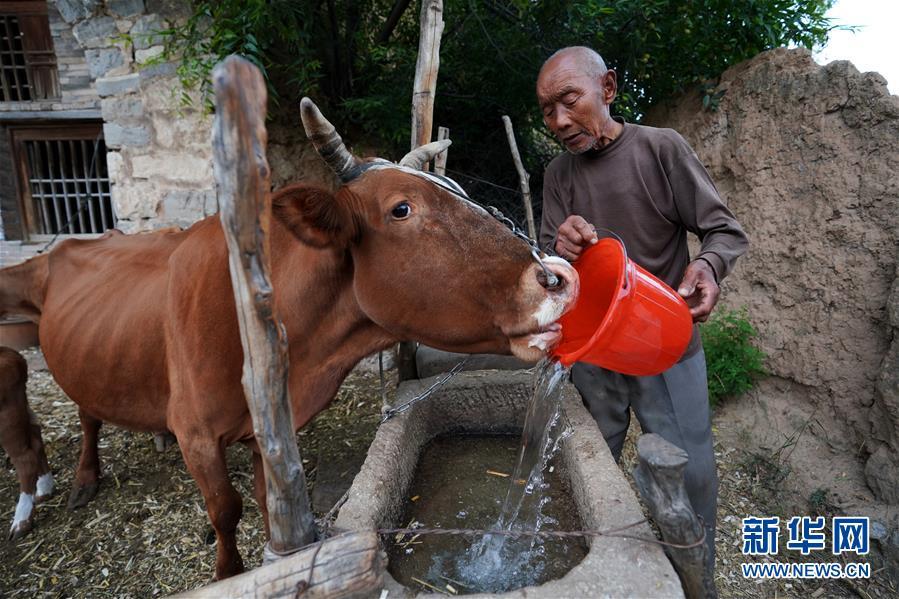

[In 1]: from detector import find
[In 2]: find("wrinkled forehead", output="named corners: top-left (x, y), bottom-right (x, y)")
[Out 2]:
top-left (351, 159), bottom-right (488, 216)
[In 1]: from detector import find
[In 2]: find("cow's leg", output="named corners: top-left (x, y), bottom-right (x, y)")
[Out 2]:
top-left (0, 381), bottom-right (40, 539)
top-left (2, 424), bottom-right (39, 540)
top-left (68, 409), bottom-right (101, 509)
top-left (29, 409), bottom-right (54, 503)
top-left (180, 438), bottom-right (244, 579)
top-left (251, 449), bottom-right (271, 539)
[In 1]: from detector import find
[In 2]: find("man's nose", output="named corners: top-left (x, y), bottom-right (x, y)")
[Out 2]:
top-left (550, 107), bottom-right (573, 132)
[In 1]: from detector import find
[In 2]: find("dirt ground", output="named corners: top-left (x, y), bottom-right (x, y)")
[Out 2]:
top-left (1, 351), bottom-right (896, 597)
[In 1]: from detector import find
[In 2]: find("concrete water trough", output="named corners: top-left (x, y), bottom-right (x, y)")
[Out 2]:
top-left (335, 368), bottom-right (684, 597)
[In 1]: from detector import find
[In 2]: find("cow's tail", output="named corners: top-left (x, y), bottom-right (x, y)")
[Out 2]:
top-left (0, 255), bottom-right (49, 325)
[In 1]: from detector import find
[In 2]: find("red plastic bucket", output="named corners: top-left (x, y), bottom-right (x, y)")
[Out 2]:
top-left (551, 237), bottom-right (693, 375)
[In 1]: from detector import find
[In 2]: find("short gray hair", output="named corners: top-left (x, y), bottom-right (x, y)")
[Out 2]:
top-left (543, 46), bottom-right (608, 79)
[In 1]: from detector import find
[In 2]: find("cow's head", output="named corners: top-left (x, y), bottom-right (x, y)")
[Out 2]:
top-left (274, 98), bottom-right (578, 361)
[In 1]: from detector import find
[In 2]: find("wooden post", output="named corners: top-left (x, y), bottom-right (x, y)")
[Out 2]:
top-left (502, 115), bottom-right (536, 240)
top-left (633, 433), bottom-right (717, 599)
top-left (410, 0), bottom-right (444, 152)
top-left (434, 126), bottom-right (449, 176)
top-left (173, 532), bottom-right (383, 599)
top-left (399, 0), bottom-right (445, 381)
top-left (212, 55), bottom-right (316, 556)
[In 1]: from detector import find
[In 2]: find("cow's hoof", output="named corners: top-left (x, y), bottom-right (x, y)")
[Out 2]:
top-left (67, 481), bottom-right (99, 510)
top-left (8, 518), bottom-right (32, 541)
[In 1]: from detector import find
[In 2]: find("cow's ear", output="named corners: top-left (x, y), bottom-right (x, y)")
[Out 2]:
top-left (272, 185), bottom-right (356, 248)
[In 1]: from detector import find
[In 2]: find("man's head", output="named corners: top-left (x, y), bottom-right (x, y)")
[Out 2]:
top-left (536, 47), bottom-right (618, 154)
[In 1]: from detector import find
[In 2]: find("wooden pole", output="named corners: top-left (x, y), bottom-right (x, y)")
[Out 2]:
top-left (434, 125), bottom-right (449, 176)
top-left (502, 115), bottom-right (536, 239)
top-left (410, 0), bottom-right (444, 152)
top-left (212, 55), bottom-right (316, 556)
top-left (399, 0), bottom-right (445, 381)
top-left (173, 531), bottom-right (383, 599)
top-left (633, 433), bottom-right (717, 599)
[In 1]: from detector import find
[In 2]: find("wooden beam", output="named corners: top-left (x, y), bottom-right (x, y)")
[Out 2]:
top-left (633, 433), bottom-right (717, 599)
top-left (173, 532), bottom-right (383, 599)
top-left (434, 126), bottom-right (449, 176)
top-left (212, 55), bottom-right (316, 555)
top-left (501, 115), bottom-right (536, 240)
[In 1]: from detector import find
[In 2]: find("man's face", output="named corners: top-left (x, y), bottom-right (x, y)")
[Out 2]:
top-left (536, 55), bottom-right (616, 154)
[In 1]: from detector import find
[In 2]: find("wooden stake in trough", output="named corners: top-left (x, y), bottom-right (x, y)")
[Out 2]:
top-left (501, 115), bottom-right (537, 240)
top-left (633, 433), bottom-right (717, 599)
top-left (398, 0), bottom-right (445, 381)
top-left (212, 55), bottom-right (315, 555)
top-left (434, 125), bottom-right (450, 176)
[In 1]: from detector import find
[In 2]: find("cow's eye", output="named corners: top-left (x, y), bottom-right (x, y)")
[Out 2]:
top-left (391, 202), bottom-right (411, 219)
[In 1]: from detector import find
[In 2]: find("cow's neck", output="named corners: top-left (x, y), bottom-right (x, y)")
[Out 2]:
top-left (271, 222), bottom-right (396, 428)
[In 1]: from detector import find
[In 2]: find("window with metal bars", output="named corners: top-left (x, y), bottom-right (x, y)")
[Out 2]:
top-left (11, 125), bottom-right (115, 235)
top-left (0, 1), bottom-right (58, 102)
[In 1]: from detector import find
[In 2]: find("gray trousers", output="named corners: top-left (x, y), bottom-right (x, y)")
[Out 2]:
top-left (571, 349), bottom-right (718, 566)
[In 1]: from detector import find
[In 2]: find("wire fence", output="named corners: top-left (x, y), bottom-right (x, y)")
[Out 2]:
top-left (444, 167), bottom-right (543, 242)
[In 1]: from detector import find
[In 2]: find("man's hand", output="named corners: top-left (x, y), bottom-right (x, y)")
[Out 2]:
top-left (678, 259), bottom-right (720, 323)
top-left (554, 215), bottom-right (599, 261)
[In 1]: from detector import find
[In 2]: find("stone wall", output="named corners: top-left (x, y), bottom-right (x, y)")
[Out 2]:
top-left (646, 48), bottom-right (899, 504)
top-left (53, 0), bottom-right (219, 233)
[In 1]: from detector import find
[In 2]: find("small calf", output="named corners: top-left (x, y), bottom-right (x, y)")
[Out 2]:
top-left (0, 347), bottom-right (54, 539)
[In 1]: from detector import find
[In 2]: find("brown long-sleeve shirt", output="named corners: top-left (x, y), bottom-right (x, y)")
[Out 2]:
top-left (540, 119), bottom-right (749, 358)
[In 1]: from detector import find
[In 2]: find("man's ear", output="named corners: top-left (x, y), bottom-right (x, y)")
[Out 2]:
top-left (602, 69), bottom-right (618, 105)
top-left (272, 184), bottom-right (356, 248)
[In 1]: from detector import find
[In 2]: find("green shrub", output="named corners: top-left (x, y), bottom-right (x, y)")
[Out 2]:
top-left (701, 307), bottom-right (766, 406)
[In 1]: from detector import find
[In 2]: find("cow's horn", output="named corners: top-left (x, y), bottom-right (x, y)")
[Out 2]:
top-left (300, 97), bottom-right (358, 182)
top-left (399, 139), bottom-right (452, 171)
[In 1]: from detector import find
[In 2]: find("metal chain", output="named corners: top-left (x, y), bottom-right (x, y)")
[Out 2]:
top-left (380, 357), bottom-right (469, 423)
top-left (422, 175), bottom-right (561, 288)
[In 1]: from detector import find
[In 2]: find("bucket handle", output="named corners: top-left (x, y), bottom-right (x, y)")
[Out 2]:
top-left (593, 227), bottom-right (635, 296)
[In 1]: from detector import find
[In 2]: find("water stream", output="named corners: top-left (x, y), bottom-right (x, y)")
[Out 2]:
top-left (456, 358), bottom-right (572, 591)
top-left (388, 358), bottom-right (579, 594)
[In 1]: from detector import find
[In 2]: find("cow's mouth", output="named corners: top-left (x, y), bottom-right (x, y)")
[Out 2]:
top-left (508, 322), bottom-right (563, 362)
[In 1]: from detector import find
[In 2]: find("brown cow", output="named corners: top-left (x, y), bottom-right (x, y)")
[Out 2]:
top-left (0, 347), bottom-right (54, 539)
top-left (0, 100), bottom-right (578, 578)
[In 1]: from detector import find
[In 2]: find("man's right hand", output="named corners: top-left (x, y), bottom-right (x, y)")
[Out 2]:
top-left (554, 215), bottom-right (599, 261)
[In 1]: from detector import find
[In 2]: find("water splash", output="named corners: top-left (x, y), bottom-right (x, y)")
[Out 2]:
top-left (450, 358), bottom-right (572, 592)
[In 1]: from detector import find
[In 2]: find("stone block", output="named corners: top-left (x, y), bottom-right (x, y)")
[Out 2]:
top-left (135, 45), bottom-right (164, 64)
top-left (85, 48), bottom-right (125, 79)
top-left (131, 14), bottom-right (166, 50)
top-left (108, 0), bottom-right (145, 17)
top-left (104, 151), bottom-right (125, 183)
top-left (154, 111), bottom-right (211, 149)
top-left (96, 73), bottom-right (139, 96)
top-left (131, 153), bottom-right (212, 183)
top-left (115, 19), bottom-right (134, 34)
top-left (56, 0), bottom-right (99, 24)
top-left (103, 122), bottom-right (150, 148)
top-left (101, 97), bottom-right (144, 121)
top-left (138, 61), bottom-right (176, 81)
top-left (112, 181), bottom-right (160, 220)
top-left (146, 0), bottom-right (190, 19)
top-left (72, 16), bottom-right (117, 49)
top-left (158, 189), bottom-right (215, 226)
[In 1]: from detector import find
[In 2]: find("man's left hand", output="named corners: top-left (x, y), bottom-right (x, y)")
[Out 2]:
top-left (677, 260), bottom-right (720, 323)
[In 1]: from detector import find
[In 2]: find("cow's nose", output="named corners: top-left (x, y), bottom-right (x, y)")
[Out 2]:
top-left (535, 257), bottom-right (577, 294)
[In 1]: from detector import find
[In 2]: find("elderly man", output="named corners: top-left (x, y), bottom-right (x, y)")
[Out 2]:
top-left (537, 46), bottom-right (749, 567)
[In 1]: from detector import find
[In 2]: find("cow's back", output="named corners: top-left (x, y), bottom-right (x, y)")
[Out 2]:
top-left (39, 224), bottom-right (199, 432)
